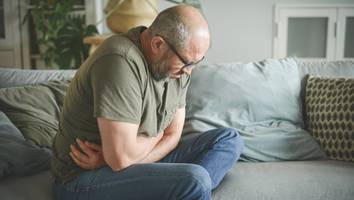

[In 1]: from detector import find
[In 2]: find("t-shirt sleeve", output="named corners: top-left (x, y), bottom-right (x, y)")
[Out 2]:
top-left (90, 54), bottom-right (142, 124)
top-left (178, 74), bottom-right (191, 108)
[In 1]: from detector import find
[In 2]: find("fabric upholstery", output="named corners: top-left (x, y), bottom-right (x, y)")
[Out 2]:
top-left (1, 161), bottom-right (353, 200)
top-left (212, 160), bottom-right (354, 200)
top-left (0, 80), bottom-right (71, 147)
top-left (0, 61), bottom-right (353, 200)
top-left (0, 68), bottom-right (75, 89)
top-left (0, 69), bottom-right (74, 180)
top-left (183, 58), bottom-right (327, 161)
top-left (305, 75), bottom-right (354, 161)
top-left (0, 171), bottom-right (53, 200)
top-left (296, 60), bottom-right (354, 79)
top-left (0, 111), bottom-right (51, 179)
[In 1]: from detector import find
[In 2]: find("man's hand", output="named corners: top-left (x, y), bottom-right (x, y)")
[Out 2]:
top-left (139, 108), bottom-right (185, 163)
top-left (69, 138), bottom-right (106, 170)
top-left (98, 119), bottom-right (164, 171)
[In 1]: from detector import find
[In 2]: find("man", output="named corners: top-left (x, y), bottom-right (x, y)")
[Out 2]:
top-left (52, 5), bottom-right (244, 200)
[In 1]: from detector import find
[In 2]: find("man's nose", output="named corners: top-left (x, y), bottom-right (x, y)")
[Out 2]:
top-left (181, 66), bottom-right (193, 75)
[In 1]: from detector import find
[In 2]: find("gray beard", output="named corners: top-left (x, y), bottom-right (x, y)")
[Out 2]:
top-left (150, 59), bottom-right (171, 82)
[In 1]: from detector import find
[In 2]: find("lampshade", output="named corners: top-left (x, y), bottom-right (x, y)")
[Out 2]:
top-left (105, 0), bottom-right (158, 33)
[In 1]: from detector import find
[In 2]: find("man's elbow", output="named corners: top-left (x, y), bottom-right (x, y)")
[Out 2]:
top-left (105, 155), bottom-right (132, 172)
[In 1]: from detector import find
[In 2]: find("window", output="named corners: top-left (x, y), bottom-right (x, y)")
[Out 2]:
top-left (274, 5), bottom-right (354, 61)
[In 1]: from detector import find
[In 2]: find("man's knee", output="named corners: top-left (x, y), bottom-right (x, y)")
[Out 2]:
top-left (213, 127), bottom-right (244, 154)
top-left (225, 128), bottom-right (243, 145)
top-left (181, 164), bottom-right (212, 195)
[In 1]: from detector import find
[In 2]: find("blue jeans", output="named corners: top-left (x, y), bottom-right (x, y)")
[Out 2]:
top-left (54, 128), bottom-right (244, 200)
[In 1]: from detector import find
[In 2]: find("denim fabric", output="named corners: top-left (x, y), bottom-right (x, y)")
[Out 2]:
top-left (54, 128), bottom-right (244, 200)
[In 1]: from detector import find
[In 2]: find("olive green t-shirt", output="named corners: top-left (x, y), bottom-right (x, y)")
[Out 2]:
top-left (51, 26), bottom-right (190, 182)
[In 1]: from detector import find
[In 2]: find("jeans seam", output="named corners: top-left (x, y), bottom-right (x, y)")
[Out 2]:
top-left (87, 173), bottom-right (192, 190)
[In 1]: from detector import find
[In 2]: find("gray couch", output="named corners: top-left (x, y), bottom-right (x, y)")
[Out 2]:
top-left (0, 58), bottom-right (353, 200)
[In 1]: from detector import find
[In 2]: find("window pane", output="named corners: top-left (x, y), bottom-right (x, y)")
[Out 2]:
top-left (0, 0), bottom-right (4, 38)
top-left (344, 17), bottom-right (354, 58)
top-left (287, 17), bottom-right (328, 58)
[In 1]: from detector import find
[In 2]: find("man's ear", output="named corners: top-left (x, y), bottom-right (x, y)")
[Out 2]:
top-left (151, 36), bottom-right (165, 54)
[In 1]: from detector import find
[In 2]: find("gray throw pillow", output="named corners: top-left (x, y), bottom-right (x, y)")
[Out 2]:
top-left (183, 58), bottom-right (327, 161)
top-left (0, 111), bottom-right (51, 179)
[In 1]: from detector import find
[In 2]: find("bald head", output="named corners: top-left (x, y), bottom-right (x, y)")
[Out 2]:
top-left (148, 5), bottom-right (210, 53)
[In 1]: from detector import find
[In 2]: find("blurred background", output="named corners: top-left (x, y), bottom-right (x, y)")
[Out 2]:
top-left (0, 0), bottom-right (353, 70)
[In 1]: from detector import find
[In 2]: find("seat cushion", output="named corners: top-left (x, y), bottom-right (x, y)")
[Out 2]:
top-left (213, 160), bottom-right (354, 200)
top-left (1, 161), bottom-right (353, 200)
top-left (0, 171), bottom-right (53, 200)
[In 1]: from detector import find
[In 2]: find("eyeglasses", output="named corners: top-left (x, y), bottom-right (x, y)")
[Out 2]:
top-left (156, 34), bottom-right (204, 70)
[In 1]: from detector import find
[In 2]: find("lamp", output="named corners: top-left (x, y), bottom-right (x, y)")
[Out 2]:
top-left (105, 0), bottom-right (158, 34)
top-left (84, 0), bottom-right (202, 54)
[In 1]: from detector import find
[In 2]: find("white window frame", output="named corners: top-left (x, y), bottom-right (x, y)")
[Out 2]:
top-left (273, 4), bottom-right (354, 61)
top-left (336, 8), bottom-right (354, 60)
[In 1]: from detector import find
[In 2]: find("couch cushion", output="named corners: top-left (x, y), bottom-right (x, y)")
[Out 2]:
top-left (0, 111), bottom-right (51, 179)
top-left (212, 160), bottom-right (354, 200)
top-left (305, 76), bottom-right (354, 161)
top-left (184, 58), bottom-right (326, 161)
top-left (0, 80), bottom-right (70, 147)
top-left (1, 161), bottom-right (353, 200)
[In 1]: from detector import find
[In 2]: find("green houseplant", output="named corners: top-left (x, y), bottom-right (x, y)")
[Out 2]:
top-left (28, 0), bottom-right (201, 69)
top-left (26, 0), bottom-right (98, 69)
top-left (104, 0), bottom-right (202, 34)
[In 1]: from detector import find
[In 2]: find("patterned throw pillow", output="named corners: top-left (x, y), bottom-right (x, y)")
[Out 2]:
top-left (305, 75), bottom-right (354, 161)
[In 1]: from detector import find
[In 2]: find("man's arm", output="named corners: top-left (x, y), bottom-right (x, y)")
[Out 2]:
top-left (70, 108), bottom-right (185, 169)
top-left (139, 107), bottom-right (185, 163)
top-left (95, 118), bottom-right (162, 171)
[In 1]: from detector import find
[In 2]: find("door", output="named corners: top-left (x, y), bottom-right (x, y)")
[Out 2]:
top-left (0, 0), bottom-right (21, 68)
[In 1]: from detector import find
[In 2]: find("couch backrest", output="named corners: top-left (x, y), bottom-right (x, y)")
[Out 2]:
top-left (2, 59), bottom-right (348, 162)
top-left (183, 58), bottom-right (332, 161)
top-left (183, 59), bottom-right (354, 129)
top-left (185, 58), bottom-right (303, 127)
top-left (296, 60), bottom-right (354, 79)
top-left (0, 68), bottom-right (76, 89)
top-left (295, 60), bottom-right (354, 121)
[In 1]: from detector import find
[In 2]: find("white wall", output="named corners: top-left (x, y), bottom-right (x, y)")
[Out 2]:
top-left (159, 0), bottom-right (354, 63)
